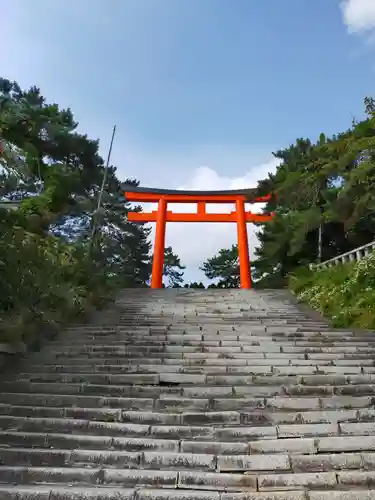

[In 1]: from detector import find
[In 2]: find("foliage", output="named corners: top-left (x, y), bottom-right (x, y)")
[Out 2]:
top-left (163, 246), bottom-right (185, 287)
top-left (200, 245), bottom-right (240, 288)
top-left (253, 98), bottom-right (375, 283)
top-left (290, 252), bottom-right (375, 329)
top-left (184, 282), bottom-right (205, 289)
top-left (200, 96), bottom-right (375, 309)
top-left (0, 77), bottom-right (151, 346)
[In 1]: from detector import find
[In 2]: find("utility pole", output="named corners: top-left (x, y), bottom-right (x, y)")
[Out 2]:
top-left (318, 219), bottom-right (322, 264)
top-left (89, 125), bottom-right (117, 254)
top-left (317, 191), bottom-right (325, 264)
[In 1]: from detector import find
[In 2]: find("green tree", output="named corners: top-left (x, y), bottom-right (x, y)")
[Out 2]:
top-left (186, 281), bottom-right (205, 289)
top-left (163, 246), bottom-right (185, 287)
top-left (0, 76), bottom-right (152, 346)
top-left (254, 96), bottom-right (375, 285)
top-left (200, 245), bottom-right (240, 288)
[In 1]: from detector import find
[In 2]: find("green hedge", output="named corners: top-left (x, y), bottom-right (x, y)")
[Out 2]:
top-left (0, 217), bottom-right (113, 348)
top-left (289, 252), bottom-right (375, 329)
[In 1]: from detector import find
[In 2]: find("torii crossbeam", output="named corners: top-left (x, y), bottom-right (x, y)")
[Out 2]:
top-left (123, 184), bottom-right (274, 289)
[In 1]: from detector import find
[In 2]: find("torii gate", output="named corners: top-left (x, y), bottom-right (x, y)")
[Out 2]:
top-left (123, 184), bottom-right (274, 289)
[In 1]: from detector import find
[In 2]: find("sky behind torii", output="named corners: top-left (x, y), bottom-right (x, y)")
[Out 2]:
top-left (2, 0), bottom-right (375, 283)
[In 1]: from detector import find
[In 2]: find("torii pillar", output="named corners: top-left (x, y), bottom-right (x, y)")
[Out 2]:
top-left (123, 185), bottom-right (274, 289)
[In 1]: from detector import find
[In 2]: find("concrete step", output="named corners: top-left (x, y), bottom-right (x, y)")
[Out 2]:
top-left (2, 288), bottom-right (375, 499)
top-left (48, 333), bottom-right (375, 344)
top-left (2, 464), bottom-right (375, 494)
top-left (29, 344), bottom-right (375, 356)
top-left (18, 358), bottom-right (374, 373)
top-left (19, 354), bottom-right (375, 366)
top-left (4, 446), bottom-right (375, 475)
top-left (0, 485), bottom-right (333, 500)
top-left (0, 400), bottom-right (364, 424)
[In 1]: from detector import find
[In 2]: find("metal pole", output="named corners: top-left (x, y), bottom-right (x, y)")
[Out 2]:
top-left (90, 125), bottom-right (116, 247)
top-left (318, 222), bottom-right (322, 264)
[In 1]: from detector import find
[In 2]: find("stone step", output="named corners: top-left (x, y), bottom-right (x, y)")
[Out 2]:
top-left (0, 431), bottom-right (180, 452)
top-left (0, 485), bottom-right (316, 500)
top-left (11, 363), bottom-right (373, 378)
top-left (0, 415), bottom-right (335, 439)
top-left (3, 381), bottom-right (375, 403)
top-left (2, 288), bottom-right (375, 500)
top-left (2, 446), bottom-right (375, 476)
top-left (0, 408), bottom-right (375, 441)
top-left (1, 428), bottom-right (375, 455)
top-left (26, 351), bottom-right (375, 364)
top-left (3, 375), bottom-right (375, 398)
top-left (2, 417), bottom-right (375, 451)
top-left (0, 403), bottom-right (360, 430)
top-left (19, 358), bottom-right (375, 374)
top-left (0, 447), bottom-right (305, 472)
top-left (48, 334), bottom-right (375, 346)
top-left (0, 398), bottom-right (364, 422)
top-left (1, 464), bottom-right (375, 493)
top-left (31, 345), bottom-right (375, 357)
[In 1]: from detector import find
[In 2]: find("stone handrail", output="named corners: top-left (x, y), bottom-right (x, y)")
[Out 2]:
top-left (312, 240), bottom-right (375, 270)
top-left (0, 200), bottom-right (21, 210)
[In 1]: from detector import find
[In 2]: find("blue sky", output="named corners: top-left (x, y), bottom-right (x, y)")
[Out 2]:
top-left (2, 0), bottom-right (375, 283)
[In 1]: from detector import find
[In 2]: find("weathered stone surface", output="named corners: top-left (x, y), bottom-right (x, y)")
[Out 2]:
top-left (277, 423), bottom-right (338, 438)
top-left (181, 411), bottom-right (240, 426)
top-left (0, 487), bottom-right (52, 500)
top-left (178, 471), bottom-right (257, 491)
top-left (0, 431), bottom-right (100, 450)
top-left (309, 492), bottom-right (375, 500)
top-left (320, 396), bottom-right (373, 409)
top-left (104, 469), bottom-right (178, 488)
top-left (150, 425), bottom-right (214, 440)
top-left (266, 398), bottom-right (320, 411)
top-left (155, 397), bottom-right (210, 412)
top-left (181, 440), bottom-right (249, 455)
top-left (142, 452), bottom-right (216, 471)
top-left (69, 450), bottom-right (140, 468)
top-left (2, 288), bottom-right (375, 499)
top-left (340, 422), bottom-right (375, 435)
top-left (214, 426), bottom-right (277, 441)
top-left (337, 470), bottom-right (375, 487)
top-left (291, 453), bottom-right (363, 472)
top-left (137, 490), bottom-right (220, 500)
top-left (0, 448), bottom-right (71, 467)
top-left (221, 493), bottom-right (306, 500)
top-left (111, 437), bottom-right (179, 452)
top-left (183, 387), bottom-right (233, 398)
top-left (217, 454), bottom-right (290, 472)
top-left (249, 438), bottom-right (316, 454)
top-left (0, 466), bottom-right (100, 485)
top-left (49, 488), bottom-right (135, 499)
top-left (212, 398), bottom-right (265, 411)
top-left (159, 373), bottom-right (206, 385)
top-left (258, 471), bottom-right (337, 490)
top-left (298, 410), bottom-right (357, 424)
top-left (121, 411), bottom-right (180, 425)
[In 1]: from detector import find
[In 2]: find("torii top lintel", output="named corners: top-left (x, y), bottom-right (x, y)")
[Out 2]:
top-left (123, 184), bottom-right (274, 224)
top-left (122, 183), bottom-right (271, 204)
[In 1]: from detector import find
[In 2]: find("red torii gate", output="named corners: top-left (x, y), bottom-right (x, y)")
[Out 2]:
top-left (123, 184), bottom-right (274, 289)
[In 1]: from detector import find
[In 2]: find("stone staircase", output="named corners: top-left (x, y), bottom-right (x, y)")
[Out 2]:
top-left (0, 289), bottom-right (375, 499)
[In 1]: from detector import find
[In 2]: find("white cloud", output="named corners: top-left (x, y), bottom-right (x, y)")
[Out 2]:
top-left (341, 0), bottom-right (375, 34)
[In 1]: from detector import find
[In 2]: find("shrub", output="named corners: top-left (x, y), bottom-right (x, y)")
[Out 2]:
top-left (289, 253), bottom-right (375, 329)
top-left (0, 215), bottom-right (113, 346)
